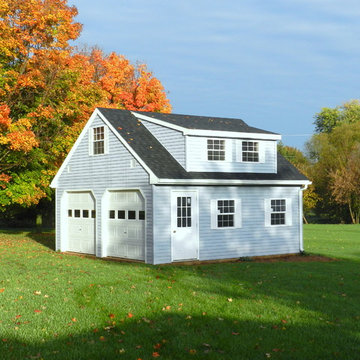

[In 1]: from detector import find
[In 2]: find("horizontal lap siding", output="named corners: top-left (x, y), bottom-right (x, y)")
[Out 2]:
top-left (186, 136), bottom-right (276, 173)
top-left (153, 186), bottom-right (300, 264)
top-left (56, 115), bottom-right (153, 263)
top-left (140, 120), bottom-right (186, 168)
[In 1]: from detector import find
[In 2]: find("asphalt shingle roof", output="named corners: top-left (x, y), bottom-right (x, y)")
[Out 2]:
top-left (98, 108), bottom-right (308, 182)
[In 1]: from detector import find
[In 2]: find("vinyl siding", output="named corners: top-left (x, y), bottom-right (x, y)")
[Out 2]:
top-left (153, 185), bottom-right (301, 264)
top-left (186, 136), bottom-right (277, 173)
top-left (55, 115), bottom-right (153, 264)
top-left (140, 119), bottom-right (186, 168)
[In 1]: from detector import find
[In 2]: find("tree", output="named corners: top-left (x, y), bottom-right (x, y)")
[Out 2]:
top-left (314, 99), bottom-right (360, 133)
top-left (277, 142), bottom-right (319, 223)
top-left (0, 0), bottom-right (171, 210)
top-left (306, 122), bottom-right (360, 224)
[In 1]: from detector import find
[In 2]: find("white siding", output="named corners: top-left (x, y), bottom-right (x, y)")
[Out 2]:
top-left (140, 120), bottom-right (186, 168)
top-left (55, 115), bottom-right (153, 263)
top-left (153, 186), bottom-right (301, 264)
top-left (186, 136), bottom-right (277, 173)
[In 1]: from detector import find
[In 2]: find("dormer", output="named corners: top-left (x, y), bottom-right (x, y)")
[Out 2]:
top-left (132, 112), bottom-right (281, 174)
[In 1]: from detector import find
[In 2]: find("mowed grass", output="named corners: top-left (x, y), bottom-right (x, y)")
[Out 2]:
top-left (0, 226), bottom-right (359, 360)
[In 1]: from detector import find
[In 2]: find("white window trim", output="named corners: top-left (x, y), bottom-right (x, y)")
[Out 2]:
top-left (206, 138), bottom-right (232, 162)
top-left (265, 198), bottom-right (292, 227)
top-left (89, 126), bottom-right (108, 156)
top-left (211, 199), bottom-right (242, 229)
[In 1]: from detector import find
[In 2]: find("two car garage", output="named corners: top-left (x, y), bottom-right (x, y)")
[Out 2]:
top-left (65, 190), bottom-right (145, 260)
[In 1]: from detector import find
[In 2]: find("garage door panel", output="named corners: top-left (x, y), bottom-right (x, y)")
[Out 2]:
top-left (106, 190), bottom-right (145, 260)
top-left (67, 191), bottom-right (95, 255)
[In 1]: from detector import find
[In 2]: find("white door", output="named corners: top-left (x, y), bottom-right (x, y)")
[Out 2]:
top-left (107, 191), bottom-right (145, 260)
top-left (67, 191), bottom-right (95, 254)
top-left (171, 191), bottom-right (199, 261)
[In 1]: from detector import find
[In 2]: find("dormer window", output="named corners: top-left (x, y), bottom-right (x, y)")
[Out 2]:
top-left (242, 141), bottom-right (259, 162)
top-left (207, 139), bottom-right (225, 161)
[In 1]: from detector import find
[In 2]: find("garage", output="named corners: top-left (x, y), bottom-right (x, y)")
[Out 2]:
top-left (106, 190), bottom-right (145, 260)
top-left (67, 191), bottom-right (96, 254)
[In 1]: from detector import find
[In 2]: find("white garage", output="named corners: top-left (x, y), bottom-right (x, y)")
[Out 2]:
top-left (66, 191), bottom-right (96, 254)
top-left (105, 190), bottom-right (145, 260)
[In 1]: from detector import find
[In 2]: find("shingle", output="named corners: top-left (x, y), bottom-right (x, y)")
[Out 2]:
top-left (135, 111), bottom-right (277, 134)
top-left (97, 108), bottom-right (307, 182)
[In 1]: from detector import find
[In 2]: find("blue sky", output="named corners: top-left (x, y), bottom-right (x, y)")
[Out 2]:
top-left (68, 0), bottom-right (360, 150)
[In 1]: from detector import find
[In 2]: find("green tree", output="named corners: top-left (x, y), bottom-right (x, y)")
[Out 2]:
top-left (314, 99), bottom-right (360, 133)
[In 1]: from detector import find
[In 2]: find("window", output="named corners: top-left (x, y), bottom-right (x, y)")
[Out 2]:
top-left (265, 198), bottom-right (292, 227)
top-left (128, 211), bottom-right (136, 220)
top-left (74, 209), bottom-right (81, 218)
top-left (177, 196), bottom-right (192, 227)
top-left (83, 210), bottom-right (89, 218)
top-left (217, 200), bottom-right (235, 227)
top-left (109, 210), bottom-right (115, 219)
top-left (139, 211), bottom-right (145, 220)
top-left (91, 210), bottom-right (96, 218)
top-left (242, 141), bottom-right (259, 162)
top-left (118, 210), bottom-right (125, 219)
top-left (207, 139), bottom-right (225, 161)
top-left (68, 209), bottom-right (72, 217)
top-left (93, 126), bottom-right (105, 155)
top-left (211, 199), bottom-right (241, 229)
top-left (271, 199), bottom-right (286, 225)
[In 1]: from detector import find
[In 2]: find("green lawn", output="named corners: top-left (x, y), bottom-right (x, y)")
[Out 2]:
top-left (0, 225), bottom-right (359, 360)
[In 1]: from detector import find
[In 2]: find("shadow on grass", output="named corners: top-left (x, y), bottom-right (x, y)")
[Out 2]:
top-left (0, 312), bottom-right (359, 360)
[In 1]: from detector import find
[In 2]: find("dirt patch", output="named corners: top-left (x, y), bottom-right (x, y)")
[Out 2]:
top-left (247, 254), bottom-right (336, 263)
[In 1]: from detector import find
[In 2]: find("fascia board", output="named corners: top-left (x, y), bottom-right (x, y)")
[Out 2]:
top-left (50, 109), bottom-right (101, 188)
top-left (96, 111), bottom-right (159, 184)
top-left (155, 179), bottom-right (312, 186)
top-left (131, 112), bottom-right (281, 141)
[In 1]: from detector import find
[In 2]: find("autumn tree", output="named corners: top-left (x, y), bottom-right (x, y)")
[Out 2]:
top-left (0, 0), bottom-right (171, 211)
top-left (306, 122), bottom-right (360, 224)
top-left (277, 143), bottom-right (319, 223)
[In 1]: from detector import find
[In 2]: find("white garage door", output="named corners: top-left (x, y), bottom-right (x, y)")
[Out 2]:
top-left (67, 191), bottom-right (95, 254)
top-left (107, 191), bottom-right (145, 260)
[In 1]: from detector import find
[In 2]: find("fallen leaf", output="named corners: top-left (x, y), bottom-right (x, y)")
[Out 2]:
top-left (127, 313), bottom-right (133, 318)
top-left (189, 349), bottom-right (197, 354)
top-left (227, 298), bottom-right (233, 302)
top-left (109, 313), bottom-right (115, 319)
top-left (34, 291), bottom-right (41, 295)
top-left (152, 352), bottom-right (160, 357)
top-left (34, 310), bottom-right (42, 313)
top-left (0, 289), bottom-right (5, 293)
top-left (232, 332), bottom-right (239, 335)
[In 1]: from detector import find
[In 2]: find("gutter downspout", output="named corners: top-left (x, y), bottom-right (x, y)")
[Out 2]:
top-left (299, 183), bottom-right (309, 252)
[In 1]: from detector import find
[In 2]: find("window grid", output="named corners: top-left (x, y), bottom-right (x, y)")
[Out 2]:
top-left (68, 209), bottom-right (95, 218)
top-left (93, 126), bottom-right (105, 155)
top-left (176, 197), bottom-right (192, 227)
top-left (242, 141), bottom-right (259, 162)
top-left (270, 199), bottom-right (286, 225)
top-left (207, 139), bottom-right (225, 161)
top-left (217, 200), bottom-right (235, 228)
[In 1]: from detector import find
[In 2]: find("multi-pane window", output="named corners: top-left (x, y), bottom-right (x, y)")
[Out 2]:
top-left (270, 199), bottom-right (286, 225)
top-left (242, 141), bottom-right (259, 162)
top-left (207, 139), bottom-right (225, 161)
top-left (108, 209), bottom-right (145, 220)
top-left (217, 200), bottom-right (235, 227)
top-left (93, 126), bottom-right (105, 155)
top-left (177, 197), bottom-right (192, 227)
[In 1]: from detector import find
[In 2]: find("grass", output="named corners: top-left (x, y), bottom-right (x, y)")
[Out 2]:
top-left (0, 225), bottom-right (359, 359)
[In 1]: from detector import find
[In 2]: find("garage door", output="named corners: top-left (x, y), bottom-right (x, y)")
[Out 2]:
top-left (107, 191), bottom-right (145, 260)
top-left (67, 191), bottom-right (95, 254)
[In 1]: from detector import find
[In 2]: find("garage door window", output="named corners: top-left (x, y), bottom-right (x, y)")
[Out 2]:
top-left (74, 210), bottom-right (81, 218)
top-left (118, 210), bottom-right (125, 219)
top-left (139, 211), bottom-right (145, 220)
top-left (128, 211), bottom-right (136, 220)
top-left (83, 210), bottom-right (89, 218)
top-left (68, 209), bottom-right (72, 217)
top-left (109, 210), bottom-right (115, 219)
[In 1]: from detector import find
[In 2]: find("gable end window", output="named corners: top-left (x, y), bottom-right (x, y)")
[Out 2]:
top-left (211, 199), bottom-right (241, 229)
top-left (90, 126), bottom-right (108, 156)
top-left (242, 141), bottom-right (259, 162)
top-left (265, 198), bottom-right (292, 227)
top-left (207, 139), bottom-right (225, 161)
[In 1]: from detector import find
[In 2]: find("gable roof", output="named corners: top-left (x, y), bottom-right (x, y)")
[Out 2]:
top-left (97, 108), bottom-right (309, 185)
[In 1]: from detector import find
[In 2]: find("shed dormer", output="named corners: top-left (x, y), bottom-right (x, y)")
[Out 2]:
top-left (132, 112), bottom-right (281, 174)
